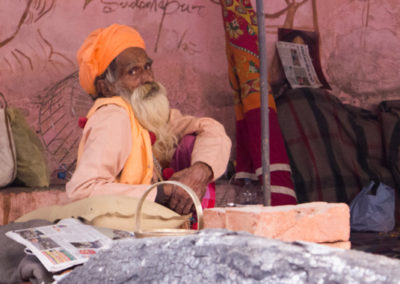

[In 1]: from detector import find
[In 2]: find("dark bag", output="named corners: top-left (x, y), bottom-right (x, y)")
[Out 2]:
top-left (350, 180), bottom-right (395, 232)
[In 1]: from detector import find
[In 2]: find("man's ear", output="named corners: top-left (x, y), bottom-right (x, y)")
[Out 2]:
top-left (95, 78), bottom-right (115, 98)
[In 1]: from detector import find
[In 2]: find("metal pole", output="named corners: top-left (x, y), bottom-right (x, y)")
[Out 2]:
top-left (255, 0), bottom-right (271, 206)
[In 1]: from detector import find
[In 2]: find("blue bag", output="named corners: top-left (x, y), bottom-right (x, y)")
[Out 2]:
top-left (350, 180), bottom-right (395, 232)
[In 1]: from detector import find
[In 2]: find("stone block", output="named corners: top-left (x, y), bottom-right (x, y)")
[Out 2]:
top-left (203, 205), bottom-right (263, 229)
top-left (204, 202), bottom-right (350, 243)
top-left (319, 241), bottom-right (351, 250)
top-left (203, 207), bottom-right (226, 229)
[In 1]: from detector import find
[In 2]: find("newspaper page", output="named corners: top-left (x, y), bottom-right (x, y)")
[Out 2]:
top-left (5, 218), bottom-right (115, 272)
top-left (276, 41), bottom-right (322, 89)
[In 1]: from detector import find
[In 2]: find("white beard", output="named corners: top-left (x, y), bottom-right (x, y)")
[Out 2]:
top-left (126, 82), bottom-right (177, 166)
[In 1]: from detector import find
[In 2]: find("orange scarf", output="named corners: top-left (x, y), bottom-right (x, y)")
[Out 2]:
top-left (78, 96), bottom-right (153, 185)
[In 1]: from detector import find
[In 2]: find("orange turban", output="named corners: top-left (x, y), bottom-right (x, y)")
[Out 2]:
top-left (77, 24), bottom-right (146, 95)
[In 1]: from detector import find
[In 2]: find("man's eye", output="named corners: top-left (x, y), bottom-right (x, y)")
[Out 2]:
top-left (144, 64), bottom-right (152, 71)
top-left (129, 67), bottom-right (140, 75)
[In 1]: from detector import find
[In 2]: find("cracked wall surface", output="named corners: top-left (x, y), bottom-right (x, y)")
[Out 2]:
top-left (319, 0), bottom-right (400, 108)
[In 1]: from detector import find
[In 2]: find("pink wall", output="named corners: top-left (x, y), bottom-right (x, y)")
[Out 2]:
top-left (0, 0), bottom-right (234, 183)
top-left (252, 0), bottom-right (400, 108)
top-left (319, 0), bottom-right (400, 108)
top-left (1, 0), bottom-right (399, 183)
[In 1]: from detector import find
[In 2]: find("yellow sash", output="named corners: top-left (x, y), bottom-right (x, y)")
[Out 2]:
top-left (77, 96), bottom-right (153, 185)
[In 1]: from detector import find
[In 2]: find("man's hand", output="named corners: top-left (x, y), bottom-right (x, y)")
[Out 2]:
top-left (162, 162), bottom-right (213, 215)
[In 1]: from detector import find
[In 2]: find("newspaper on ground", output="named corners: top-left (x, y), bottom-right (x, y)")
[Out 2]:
top-left (6, 218), bottom-right (134, 273)
top-left (276, 41), bottom-right (322, 89)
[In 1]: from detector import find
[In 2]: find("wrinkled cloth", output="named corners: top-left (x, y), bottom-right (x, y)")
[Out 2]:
top-left (0, 219), bottom-right (53, 284)
top-left (220, 0), bottom-right (296, 205)
top-left (275, 87), bottom-right (397, 203)
top-left (66, 105), bottom-right (231, 201)
top-left (77, 96), bottom-right (153, 186)
top-left (77, 24), bottom-right (146, 95)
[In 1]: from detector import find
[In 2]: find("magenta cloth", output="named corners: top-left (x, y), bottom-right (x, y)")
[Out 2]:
top-left (171, 135), bottom-right (216, 209)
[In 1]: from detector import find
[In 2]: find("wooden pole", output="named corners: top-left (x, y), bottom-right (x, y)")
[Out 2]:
top-left (255, 0), bottom-right (271, 206)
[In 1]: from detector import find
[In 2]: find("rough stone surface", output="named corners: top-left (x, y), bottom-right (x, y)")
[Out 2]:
top-left (205, 202), bottom-right (350, 243)
top-left (61, 229), bottom-right (400, 284)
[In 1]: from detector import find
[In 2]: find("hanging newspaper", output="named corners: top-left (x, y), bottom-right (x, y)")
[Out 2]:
top-left (5, 218), bottom-right (125, 273)
top-left (276, 41), bottom-right (322, 89)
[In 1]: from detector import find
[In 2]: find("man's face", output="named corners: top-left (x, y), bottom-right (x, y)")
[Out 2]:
top-left (113, 47), bottom-right (154, 93)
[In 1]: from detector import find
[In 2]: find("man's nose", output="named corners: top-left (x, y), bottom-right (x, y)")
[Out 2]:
top-left (141, 69), bottom-right (154, 84)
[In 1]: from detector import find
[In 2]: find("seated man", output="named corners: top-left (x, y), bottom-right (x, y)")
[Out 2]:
top-left (66, 24), bottom-right (232, 215)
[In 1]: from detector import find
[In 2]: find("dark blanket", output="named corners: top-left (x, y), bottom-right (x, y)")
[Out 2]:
top-left (0, 219), bottom-right (53, 284)
top-left (276, 88), bottom-right (400, 204)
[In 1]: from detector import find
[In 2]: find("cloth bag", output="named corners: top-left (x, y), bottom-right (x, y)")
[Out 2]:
top-left (7, 107), bottom-right (50, 187)
top-left (0, 92), bottom-right (17, 187)
top-left (16, 195), bottom-right (190, 232)
top-left (350, 180), bottom-right (395, 232)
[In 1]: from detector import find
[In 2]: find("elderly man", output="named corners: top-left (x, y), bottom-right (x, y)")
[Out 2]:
top-left (66, 24), bottom-right (231, 215)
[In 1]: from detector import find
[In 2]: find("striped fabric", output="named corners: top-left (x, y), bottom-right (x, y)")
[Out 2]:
top-left (276, 88), bottom-right (397, 204)
top-left (380, 100), bottom-right (400, 190)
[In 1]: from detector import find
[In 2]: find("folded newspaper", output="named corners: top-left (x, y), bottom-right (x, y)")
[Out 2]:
top-left (6, 218), bottom-right (133, 273)
top-left (276, 41), bottom-right (322, 89)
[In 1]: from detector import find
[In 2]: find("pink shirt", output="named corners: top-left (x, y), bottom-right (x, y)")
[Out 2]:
top-left (66, 105), bottom-right (231, 201)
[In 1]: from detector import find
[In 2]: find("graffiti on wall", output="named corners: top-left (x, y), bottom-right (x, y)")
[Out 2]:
top-left (33, 72), bottom-right (92, 182)
top-left (10, 0), bottom-right (389, 183)
top-left (264, 0), bottom-right (313, 30)
top-left (0, 0), bottom-right (324, 183)
top-left (323, 0), bottom-right (400, 108)
top-left (0, 0), bottom-right (56, 48)
top-left (82, 0), bottom-right (219, 52)
top-left (0, 0), bottom-right (228, 182)
top-left (0, 0), bottom-right (74, 75)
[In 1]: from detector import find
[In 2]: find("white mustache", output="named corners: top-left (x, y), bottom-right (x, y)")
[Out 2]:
top-left (135, 82), bottom-right (161, 99)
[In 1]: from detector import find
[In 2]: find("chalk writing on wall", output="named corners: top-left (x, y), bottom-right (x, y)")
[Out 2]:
top-left (2, 29), bottom-right (74, 74)
top-left (2, 0), bottom-right (228, 182)
top-left (1, 0), bottom-right (73, 74)
top-left (0, 0), bottom-right (56, 48)
top-left (35, 72), bottom-right (92, 181)
top-left (95, 0), bottom-right (217, 52)
top-left (263, 0), bottom-right (315, 31)
top-left (99, 0), bottom-right (206, 14)
top-left (174, 30), bottom-right (201, 55)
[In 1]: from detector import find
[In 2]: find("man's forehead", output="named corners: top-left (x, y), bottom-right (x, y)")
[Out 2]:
top-left (116, 47), bottom-right (151, 66)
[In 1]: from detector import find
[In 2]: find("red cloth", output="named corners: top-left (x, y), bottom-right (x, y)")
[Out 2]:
top-left (162, 168), bottom-right (175, 180)
top-left (78, 117), bottom-right (88, 129)
top-left (149, 131), bottom-right (157, 145)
